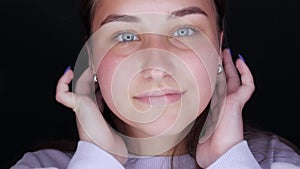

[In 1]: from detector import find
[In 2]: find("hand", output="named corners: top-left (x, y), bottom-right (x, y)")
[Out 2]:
top-left (55, 67), bottom-right (128, 164)
top-left (196, 49), bottom-right (255, 168)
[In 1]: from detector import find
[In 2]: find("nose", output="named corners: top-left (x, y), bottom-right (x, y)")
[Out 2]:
top-left (138, 34), bottom-right (175, 81)
top-left (142, 68), bottom-right (169, 81)
top-left (141, 34), bottom-right (170, 49)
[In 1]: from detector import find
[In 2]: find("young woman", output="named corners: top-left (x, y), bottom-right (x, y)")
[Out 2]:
top-left (11, 0), bottom-right (300, 168)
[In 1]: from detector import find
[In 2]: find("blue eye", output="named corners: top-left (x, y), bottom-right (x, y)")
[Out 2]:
top-left (116, 32), bottom-right (139, 42)
top-left (173, 27), bottom-right (196, 37)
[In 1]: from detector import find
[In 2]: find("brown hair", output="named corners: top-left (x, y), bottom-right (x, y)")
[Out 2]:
top-left (79, 0), bottom-right (227, 37)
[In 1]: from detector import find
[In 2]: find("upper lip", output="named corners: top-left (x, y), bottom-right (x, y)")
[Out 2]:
top-left (133, 88), bottom-right (185, 98)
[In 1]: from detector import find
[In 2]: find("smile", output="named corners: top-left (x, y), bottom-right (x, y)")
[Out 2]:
top-left (133, 89), bottom-right (185, 105)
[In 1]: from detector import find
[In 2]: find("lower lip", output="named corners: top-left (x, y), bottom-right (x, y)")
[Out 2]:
top-left (134, 93), bottom-right (182, 105)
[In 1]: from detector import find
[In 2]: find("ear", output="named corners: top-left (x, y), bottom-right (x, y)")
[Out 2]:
top-left (218, 31), bottom-right (224, 64)
top-left (85, 40), bottom-right (96, 74)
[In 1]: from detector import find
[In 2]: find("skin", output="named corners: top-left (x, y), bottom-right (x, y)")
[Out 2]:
top-left (55, 0), bottom-right (255, 167)
top-left (92, 0), bottom-right (220, 138)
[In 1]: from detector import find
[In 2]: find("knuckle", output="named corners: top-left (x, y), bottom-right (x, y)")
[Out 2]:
top-left (55, 93), bottom-right (62, 102)
top-left (249, 83), bottom-right (255, 92)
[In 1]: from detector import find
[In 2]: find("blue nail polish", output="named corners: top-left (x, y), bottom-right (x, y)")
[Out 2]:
top-left (229, 48), bottom-right (232, 56)
top-left (64, 66), bottom-right (71, 74)
top-left (238, 54), bottom-right (245, 62)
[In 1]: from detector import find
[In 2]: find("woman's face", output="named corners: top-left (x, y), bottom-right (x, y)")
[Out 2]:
top-left (89, 0), bottom-right (222, 137)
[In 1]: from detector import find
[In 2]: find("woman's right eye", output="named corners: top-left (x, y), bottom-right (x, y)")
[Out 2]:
top-left (115, 32), bottom-right (139, 43)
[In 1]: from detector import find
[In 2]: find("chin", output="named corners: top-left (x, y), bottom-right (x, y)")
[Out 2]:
top-left (131, 112), bottom-right (191, 138)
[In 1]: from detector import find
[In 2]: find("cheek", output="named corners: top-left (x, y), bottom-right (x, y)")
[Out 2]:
top-left (96, 53), bottom-right (123, 112)
top-left (195, 67), bottom-right (213, 115)
top-left (183, 54), bottom-right (215, 116)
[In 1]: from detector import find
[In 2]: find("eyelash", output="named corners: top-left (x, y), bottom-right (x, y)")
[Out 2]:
top-left (115, 32), bottom-right (140, 43)
top-left (114, 26), bottom-right (198, 43)
top-left (172, 26), bottom-right (198, 37)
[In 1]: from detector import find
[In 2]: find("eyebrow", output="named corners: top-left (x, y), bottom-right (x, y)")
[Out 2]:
top-left (100, 15), bottom-right (139, 26)
top-left (170, 6), bottom-right (208, 18)
top-left (100, 6), bottom-right (207, 26)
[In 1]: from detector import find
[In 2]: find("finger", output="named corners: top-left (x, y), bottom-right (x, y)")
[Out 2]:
top-left (222, 49), bottom-right (241, 94)
top-left (55, 68), bottom-right (76, 109)
top-left (234, 58), bottom-right (255, 104)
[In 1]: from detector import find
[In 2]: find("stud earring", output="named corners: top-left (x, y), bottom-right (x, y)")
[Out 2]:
top-left (93, 74), bottom-right (98, 83)
top-left (217, 64), bottom-right (223, 74)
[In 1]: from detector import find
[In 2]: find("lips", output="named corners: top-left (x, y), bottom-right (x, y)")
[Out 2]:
top-left (133, 89), bottom-right (185, 105)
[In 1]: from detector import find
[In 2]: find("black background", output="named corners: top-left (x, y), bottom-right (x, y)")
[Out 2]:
top-left (1, 0), bottom-right (300, 168)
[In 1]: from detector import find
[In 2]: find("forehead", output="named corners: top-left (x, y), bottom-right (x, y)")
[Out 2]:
top-left (91, 0), bottom-right (217, 30)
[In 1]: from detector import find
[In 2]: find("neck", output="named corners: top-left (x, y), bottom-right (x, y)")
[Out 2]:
top-left (122, 123), bottom-right (192, 156)
top-left (159, 137), bottom-right (188, 156)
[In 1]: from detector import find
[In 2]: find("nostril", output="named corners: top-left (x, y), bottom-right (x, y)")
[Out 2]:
top-left (142, 68), bottom-right (169, 80)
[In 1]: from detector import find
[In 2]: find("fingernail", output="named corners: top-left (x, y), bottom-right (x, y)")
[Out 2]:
top-left (238, 54), bottom-right (245, 62)
top-left (64, 66), bottom-right (71, 74)
top-left (229, 48), bottom-right (232, 56)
